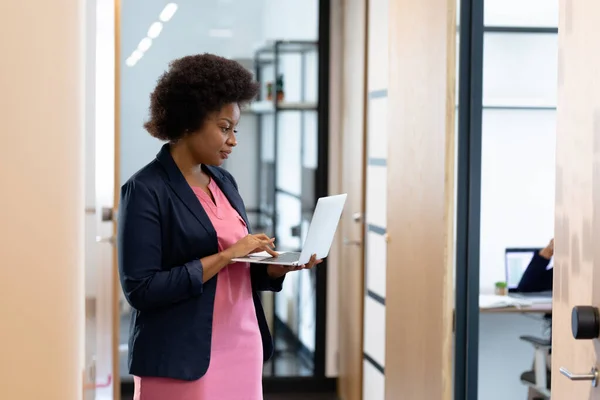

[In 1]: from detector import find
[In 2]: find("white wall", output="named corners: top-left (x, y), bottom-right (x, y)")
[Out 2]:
top-left (263, 0), bottom-right (319, 40)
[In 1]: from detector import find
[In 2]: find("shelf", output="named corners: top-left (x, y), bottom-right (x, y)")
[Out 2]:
top-left (255, 40), bottom-right (318, 55)
top-left (249, 100), bottom-right (318, 114)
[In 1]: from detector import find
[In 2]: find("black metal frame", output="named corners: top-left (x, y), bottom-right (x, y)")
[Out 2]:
top-left (454, 0), bottom-right (484, 399)
top-left (484, 26), bottom-right (558, 34)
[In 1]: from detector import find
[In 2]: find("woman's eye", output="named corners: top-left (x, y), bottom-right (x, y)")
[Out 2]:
top-left (221, 127), bottom-right (229, 133)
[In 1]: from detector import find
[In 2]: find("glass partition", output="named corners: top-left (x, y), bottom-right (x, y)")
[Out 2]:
top-left (455, 1), bottom-right (558, 399)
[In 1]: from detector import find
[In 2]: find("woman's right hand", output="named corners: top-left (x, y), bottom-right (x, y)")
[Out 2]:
top-left (224, 233), bottom-right (278, 259)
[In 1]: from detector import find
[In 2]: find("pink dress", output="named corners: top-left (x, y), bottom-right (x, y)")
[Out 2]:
top-left (133, 178), bottom-right (264, 400)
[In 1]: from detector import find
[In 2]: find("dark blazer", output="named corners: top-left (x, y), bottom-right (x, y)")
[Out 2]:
top-left (117, 143), bottom-right (284, 381)
top-left (516, 251), bottom-right (553, 293)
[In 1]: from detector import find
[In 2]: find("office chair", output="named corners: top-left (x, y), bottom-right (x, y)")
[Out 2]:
top-left (519, 335), bottom-right (551, 399)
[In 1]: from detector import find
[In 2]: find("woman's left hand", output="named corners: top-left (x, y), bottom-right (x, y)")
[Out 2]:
top-left (267, 254), bottom-right (323, 279)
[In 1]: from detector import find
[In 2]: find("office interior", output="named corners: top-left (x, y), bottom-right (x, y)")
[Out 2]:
top-left (2, 0), bottom-right (587, 399)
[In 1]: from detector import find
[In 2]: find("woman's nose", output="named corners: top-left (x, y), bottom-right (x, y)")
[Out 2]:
top-left (227, 133), bottom-right (237, 146)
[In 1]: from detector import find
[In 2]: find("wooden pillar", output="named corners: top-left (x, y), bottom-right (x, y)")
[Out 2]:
top-left (0, 0), bottom-right (84, 398)
top-left (385, 0), bottom-right (456, 398)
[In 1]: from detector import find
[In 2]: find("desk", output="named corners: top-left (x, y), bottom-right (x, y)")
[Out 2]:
top-left (480, 303), bottom-right (552, 314)
top-left (478, 294), bottom-right (552, 314)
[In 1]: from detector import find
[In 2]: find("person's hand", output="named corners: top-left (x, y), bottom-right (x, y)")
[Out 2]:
top-left (267, 254), bottom-right (323, 279)
top-left (539, 238), bottom-right (554, 260)
top-left (224, 233), bottom-right (278, 260)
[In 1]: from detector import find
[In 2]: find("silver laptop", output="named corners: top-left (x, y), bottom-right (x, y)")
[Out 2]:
top-left (232, 193), bottom-right (348, 266)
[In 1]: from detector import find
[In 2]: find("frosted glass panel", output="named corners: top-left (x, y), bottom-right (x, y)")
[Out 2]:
top-left (483, 33), bottom-right (558, 107)
top-left (367, 97), bottom-right (388, 159)
top-left (484, 0), bottom-right (558, 27)
top-left (479, 109), bottom-right (556, 292)
top-left (276, 192), bottom-right (302, 250)
top-left (367, 0), bottom-right (389, 92)
top-left (276, 112), bottom-right (302, 195)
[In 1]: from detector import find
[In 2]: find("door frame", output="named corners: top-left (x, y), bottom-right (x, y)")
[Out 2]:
top-left (453, 0), bottom-right (484, 398)
top-left (112, 0), bottom-right (122, 399)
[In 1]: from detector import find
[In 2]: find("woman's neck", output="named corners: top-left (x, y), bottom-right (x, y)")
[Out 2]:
top-left (169, 142), bottom-right (207, 186)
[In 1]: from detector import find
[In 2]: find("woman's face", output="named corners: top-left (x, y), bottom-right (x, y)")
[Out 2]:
top-left (185, 102), bottom-right (241, 166)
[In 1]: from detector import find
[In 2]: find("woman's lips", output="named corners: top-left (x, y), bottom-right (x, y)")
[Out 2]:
top-left (220, 151), bottom-right (230, 159)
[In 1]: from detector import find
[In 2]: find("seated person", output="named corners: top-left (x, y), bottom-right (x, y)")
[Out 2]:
top-left (517, 239), bottom-right (554, 293)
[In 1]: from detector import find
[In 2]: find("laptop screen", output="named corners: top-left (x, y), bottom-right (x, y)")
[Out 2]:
top-left (505, 248), bottom-right (539, 290)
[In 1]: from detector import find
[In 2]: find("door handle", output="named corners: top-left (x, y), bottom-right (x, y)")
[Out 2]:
top-left (352, 212), bottom-right (362, 223)
top-left (559, 366), bottom-right (598, 387)
top-left (96, 235), bottom-right (115, 245)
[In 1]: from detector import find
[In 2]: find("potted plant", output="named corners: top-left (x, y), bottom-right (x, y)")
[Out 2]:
top-left (495, 281), bottom-right (508, 296)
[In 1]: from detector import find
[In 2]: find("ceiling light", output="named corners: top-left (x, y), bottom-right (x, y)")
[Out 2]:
top-left (138, 38), bottom-right (152, 52)
top-left (132, 50), bottom-right (144, 60)
top-left (209, 28), bottom-right (233, 38)
top-left (147, 22), bottom-right (163, 39)
top-left (126, 57), bottom-right (138, 67)
top-left (159, 3), bottom-right (178, 22)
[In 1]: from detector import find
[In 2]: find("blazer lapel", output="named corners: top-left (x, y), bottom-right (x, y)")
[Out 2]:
top-left (205, 165), bottom-right (252, 232)
top-left (155, 144), bottom-right (216, 237)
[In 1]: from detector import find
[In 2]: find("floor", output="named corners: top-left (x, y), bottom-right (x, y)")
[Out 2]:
top-left (265, 395), bottom-right (337, 400)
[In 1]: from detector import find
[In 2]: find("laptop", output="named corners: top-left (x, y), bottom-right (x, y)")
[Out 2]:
top-left (232, 193), bottom-right (348, 266)
top-left (504, 248), bottom-right (553, 302)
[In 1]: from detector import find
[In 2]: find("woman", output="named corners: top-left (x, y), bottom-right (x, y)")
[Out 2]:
top-left (118, 54), bottom-right (321, 400)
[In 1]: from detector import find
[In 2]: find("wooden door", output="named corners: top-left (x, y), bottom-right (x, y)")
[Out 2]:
top-left (336, 0), bottom-right (368, 399)
top-left (551, 0), bottom-right (600, 397)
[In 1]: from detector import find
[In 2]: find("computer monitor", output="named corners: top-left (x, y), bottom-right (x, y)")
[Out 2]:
top-left (505, 248), bottom-right (540, 291)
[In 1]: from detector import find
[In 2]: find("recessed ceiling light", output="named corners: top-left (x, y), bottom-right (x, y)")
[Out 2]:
top-left (147, 22), bottom-right (163, 39)
top-left (126, 50), bottom-right (143, 67)
top-left (132, 50), bottom-right (144, 60)
top-left (126, 57), bottom-right (138, 67)
top-left (159, 3), bottom-right (178, 22)
top-left (209, 28), bottom-right (233, 38)
top-left (138, 38), bottom-right (152, 52)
